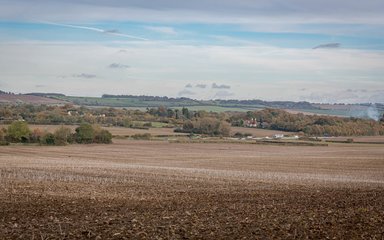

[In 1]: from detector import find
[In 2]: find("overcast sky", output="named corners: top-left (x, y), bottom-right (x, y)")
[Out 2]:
top-left (0, 0), bottom-right (383, 103)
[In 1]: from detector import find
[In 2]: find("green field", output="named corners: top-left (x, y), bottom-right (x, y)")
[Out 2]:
top-left (172, 105), bottom-right (262, 112)
top-left (52, 95), bottom-right (383, 118)
top-left (56, 96), bottom-right (201, 108)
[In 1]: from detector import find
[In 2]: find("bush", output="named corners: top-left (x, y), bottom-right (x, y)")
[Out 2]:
top-left (180, 118), bottom-right (231, 137)
top-left (74, 124), bottom-right (113, 144)
top-left (143, 122), bottom-right (152, 127)
top-left (94, 129), bottom-right (113, 144)
top-left (75, 123), bottom-right (95, 144)
top-left (41, 132), bottom-right (55, 145)
top-left (0, 128), bottom-right (5, 142)
top-left (0, 128), bottom-right (8, 145)
top-left (30, 128), bottom-right (44, 143)
top-left (233, 132), bottom-right (251, 138)
top-left (54, 126), bottom-right (73, 145)
top-left (6, 121), bottom-right (31, 143)
top-left (131, 133), bottom-right (151, 140)
top-left (217, 121), bottom-right (231, 137)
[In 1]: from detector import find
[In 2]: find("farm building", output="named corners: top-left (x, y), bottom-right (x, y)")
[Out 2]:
top-left (244, 118), bottom-right (258, 128)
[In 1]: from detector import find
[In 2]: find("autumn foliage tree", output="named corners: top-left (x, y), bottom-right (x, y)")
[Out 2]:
top-left (178, 117), bottom-right (231, 136)
top-left (232, 109), bottom-right (384, 136)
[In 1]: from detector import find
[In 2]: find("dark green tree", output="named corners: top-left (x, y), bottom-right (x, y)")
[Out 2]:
top-left (41, 133), bottom-right (55, 145)
top-left (75, 123), bottom-right (95, 143)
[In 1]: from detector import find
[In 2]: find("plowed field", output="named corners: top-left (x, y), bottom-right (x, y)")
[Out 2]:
top-left (1, 140), bottom-right (383, 239)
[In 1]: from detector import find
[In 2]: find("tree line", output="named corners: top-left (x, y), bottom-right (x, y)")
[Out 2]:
top-left (231, 109), bottom-right (384, 136)
top-left (0, 121), bottom-right (112, 145)
top-left (1, 104), bottom-right (383, 137)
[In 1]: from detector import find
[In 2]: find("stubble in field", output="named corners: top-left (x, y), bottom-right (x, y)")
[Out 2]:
top-left (0, 140), bottom-right (383, 239)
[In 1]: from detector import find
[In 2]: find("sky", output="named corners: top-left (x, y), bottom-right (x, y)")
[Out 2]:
top-left (0, 0), bottom-right (383, 103)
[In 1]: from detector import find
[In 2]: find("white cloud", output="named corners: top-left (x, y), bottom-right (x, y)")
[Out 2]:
top-left (145, 26), bottom-right (177, 35)
top-left (214, 90), bottom-right (234, 99)
top-left (0, 40), bottom-right (383, 102)
top-left (212, 83), bottom-right (231, 89)
top-left (178, 89), bottom-right (195, 96)
top-left (195, 84), bottom-right (207, 89)
top-left (72, 73), bottom-right (97, 79)
top-left (109, 63), bottom-right (130, 69)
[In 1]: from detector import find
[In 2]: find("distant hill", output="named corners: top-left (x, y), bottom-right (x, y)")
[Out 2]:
top-left (1, 91), bottom-right (382, 118)
top-left (98, 94), bottom-right (317, 109)
top-left (204, 99), bottom-right (316, 110)
top-left (26, 92), bottom-right (66, 97)
top-left (0, 93), bottom-right (67, 105)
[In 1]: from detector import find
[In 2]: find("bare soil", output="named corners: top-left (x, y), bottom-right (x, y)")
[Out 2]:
top-left (0, 140), bottom-right (383, 239)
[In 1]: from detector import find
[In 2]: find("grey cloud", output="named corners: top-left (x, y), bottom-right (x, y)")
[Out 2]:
top-left (212, 83), bottom-right (231, 89)
top-left (299, 91), bottom-right (360, 104)
top-left (185, 83), bottom-right (193, 88)
top-left (72, 73), bottom-right (97, 79)
top-left (347, 89), bottom-right (368, 93)
top-left (178, 89), bottom-right (196, 96)
top-left (109, 63), bottom-right (130, 69)
top-left (35, 84), bottom-right (46, 88)
top-left (68, 0), bottom-right (384, 20)
top-left (213, 90), bottom-right (234, 99)
top-left (1, 0), bottom-right (383, 25)
top-left (195, 84), bottom-right (207, 89)
top-left (300, 90), bottom-right (384, 104)
top-left (368, 92), bottom-right (384, 104)
top-left (313, 43), bottom-right (340, 49)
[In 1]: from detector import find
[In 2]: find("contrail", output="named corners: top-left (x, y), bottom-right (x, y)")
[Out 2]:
top-left (39, 21), bottom-right (148, 41)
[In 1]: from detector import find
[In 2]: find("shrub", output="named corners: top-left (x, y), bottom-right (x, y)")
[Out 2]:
top-left (233, 132), bottom-right (244, 138)
top-left (143, 122), bottom-right (152, 127)
top-left (0, 128), bottom-right (4, 141)
top-left (131, 133), bottom-right (151, 140)
top-left (75, 123), bottom-right (95, 144)
top-left (180, 118), bottom-right (231, 137)
top-left (94, 129), bottom-right (113, 144)
top-left (30, 128), bottom-right (44, 143)
top-left (6, 121), bottom-right (31, 143)
top-left (54, 126), bottom-right (73, 145)
top-left (217, 121), bottom-right (231, 137)
top-left (0, 128), bottom-right (8, 145)
top-left (41, 132), bottom-right (55, 145)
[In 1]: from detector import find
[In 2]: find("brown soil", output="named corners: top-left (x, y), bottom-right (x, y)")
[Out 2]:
top-left (1, 140), bottom-right (383, 239)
